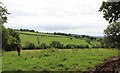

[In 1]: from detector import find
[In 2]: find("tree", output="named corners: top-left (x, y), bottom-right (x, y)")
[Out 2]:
top-left (0, 2), bottom-right (10, 51)
top-left (0, 2), bottom-right (10, 24)
top-left (99, 1), bottom-right (120, 23)
top-left (2, 27), bottom-right (20, 51)
top-left (50, 41), bottom-right (64, 49)
top-left (104, 22), bottom-right (120, 49)
top-left (0, 2), bottom-right (20, 51)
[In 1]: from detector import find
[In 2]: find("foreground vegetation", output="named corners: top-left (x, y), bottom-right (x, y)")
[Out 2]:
top-left (2, 49), bottom-right (119, 71)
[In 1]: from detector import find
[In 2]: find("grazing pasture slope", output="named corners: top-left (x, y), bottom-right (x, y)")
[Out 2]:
top-left (19, 31), bottom-right (100, 47)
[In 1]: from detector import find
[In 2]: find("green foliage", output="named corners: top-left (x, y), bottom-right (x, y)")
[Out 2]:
top-left (99, 1), bottom-right (120, 23)
top-left (38, 43), bottom-right (48, 49)
top-left (104, 22), bottom-right (120, 49)
top-left (86, 39), bottom-right (91, 44)
top-left (23, 42), bottom-right (49, 50)
top-left (99, 1), bottom-right (120, 49)
top-left (24, 42), bottom-right (36, 50)
top-left (19, 28), bottom-right (35, 32)
top-left (65, 44), bottom-right (76, 49)
top-left (2, 26), bottom-right (20, 51)
top-left (50, 41), bottom-right (64, 49)
top-left (80, 35), bottom-right (96, 40)
top-left (0, 2), bottom-right (10, 24)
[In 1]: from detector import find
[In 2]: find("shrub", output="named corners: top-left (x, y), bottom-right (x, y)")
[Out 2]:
top-left (4, 44), bottom-right (16, 51)
top-left (58, 44), bottom-right (64, 49)
top-left (92, 44), bottom-right (101, 48)
top-left (2, 27), bottom-right (20, 51)
top-left (65, 44), bottom-right (77, 49)
top-left (37, 43), bottom-right (48, 49)
top-left (65, 44), bottom-right (89, 49)
top-left (85, 45), bottom-right (89, 48)
top-left (50, 41), bottom-right (64, 49)
top-left (76, 44), bottom-right (89, 49)
top-left (25, 42), bottom-right (36, 50)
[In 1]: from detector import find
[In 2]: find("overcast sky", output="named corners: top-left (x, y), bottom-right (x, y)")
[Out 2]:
top-left (2, 0), bottom-right (109, 36)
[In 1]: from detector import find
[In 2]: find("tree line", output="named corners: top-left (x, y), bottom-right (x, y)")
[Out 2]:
top-left (22, 41), bottom-right (105, 50)
top-left (16, 28), bottom-right (36, 32)
top-left (54, 32), bottom-right (100, 41)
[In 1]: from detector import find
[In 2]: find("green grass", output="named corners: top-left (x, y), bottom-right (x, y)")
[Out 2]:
top-left (20, 33), bottom-right (99, 47)
top-left (17, 31), bottom-right (39, 35)
top-left (17, 31), bottom-right (54, 36)
top-left (20, 34), bottom-right (89, 46)
top-left (0, 57), bottom-right (2, 72)
top-left (2, 49), bottom-right (119, 71)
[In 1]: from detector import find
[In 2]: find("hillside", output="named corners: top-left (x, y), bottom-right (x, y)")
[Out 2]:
top-left (18, 31), bottom-right (100, 48)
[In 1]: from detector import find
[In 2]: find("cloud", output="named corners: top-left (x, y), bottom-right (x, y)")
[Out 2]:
top-left (2, 0), bottom-right (108, 36)
top-left (9, 10), bottom-right (38, 18)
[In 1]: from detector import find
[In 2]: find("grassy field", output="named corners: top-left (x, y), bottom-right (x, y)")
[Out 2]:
top-left (2, 49), bottom-right (118, 71)
top-left (19, 31), bottom-right (100, 47)
top-left (0, 57), bottom-right (2, 72)
top-left (20, 34), bottom-right (88, 46)
top-left (18, 31), bottom-right (55, 36)
top-left (2, 31), bottom-right (112, 71)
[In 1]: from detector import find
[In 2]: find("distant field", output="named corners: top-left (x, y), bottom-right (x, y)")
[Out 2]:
top-left (19, 31), bottom-right (100, 47)
top-left (17, 31), bottom-right (38, 35)
top-left (20, 34), bottom-right (89, 46)
top-left (18, 31), bottom-right (55, 36)
top-left (2, 49), bottom-right (118, 71)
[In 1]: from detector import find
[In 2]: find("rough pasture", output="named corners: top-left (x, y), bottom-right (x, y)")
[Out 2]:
top-left (2, 49), bottom-right (118, 71)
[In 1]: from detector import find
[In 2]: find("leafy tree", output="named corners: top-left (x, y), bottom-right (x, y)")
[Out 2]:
top-left (0, 2), bottom-right (20, 51)
top-left (2, 27), bottom-right (20, 51)
top-left (100, 1), bottom-right (120, 49)
top-left (104, 22), bottom-right (120, 49)
top-left (99, 1), bottom-right (120, 23)
top-left (50, 41), bottom-right (64, 49)
top-left (0, 2), bottom-right (10, 51)
top-left (0, 2), bottom-right (10, 24)
top-left (2, 26), bottom-right (8, 49)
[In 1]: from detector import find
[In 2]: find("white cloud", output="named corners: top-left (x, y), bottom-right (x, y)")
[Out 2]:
top-left (2, 0), bottom-right (108, 36)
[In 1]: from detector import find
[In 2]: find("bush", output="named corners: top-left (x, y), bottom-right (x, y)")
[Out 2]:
top-left (92, 45), bottom-right (98, 48)
top-left (92, 44), bottom-right (103, 48)
top-left (65, 44), bottom-right (89, 49)
top-left (65, 44), bottom-right (77, 49)
top-left (2, 27), bottom-right (21, 51)
top-left (76, 44), bottom-right (89, 49)
top-left (37, 43), bottom-right (48, 49)
top-left (50, 41), bottom-right (64, 49)
top-left (85, 45), bottom-right (89, 48)
top-left (4, 44), bottom-right (16, 51)
top-left (24, 42), bottom-right (36, 50)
